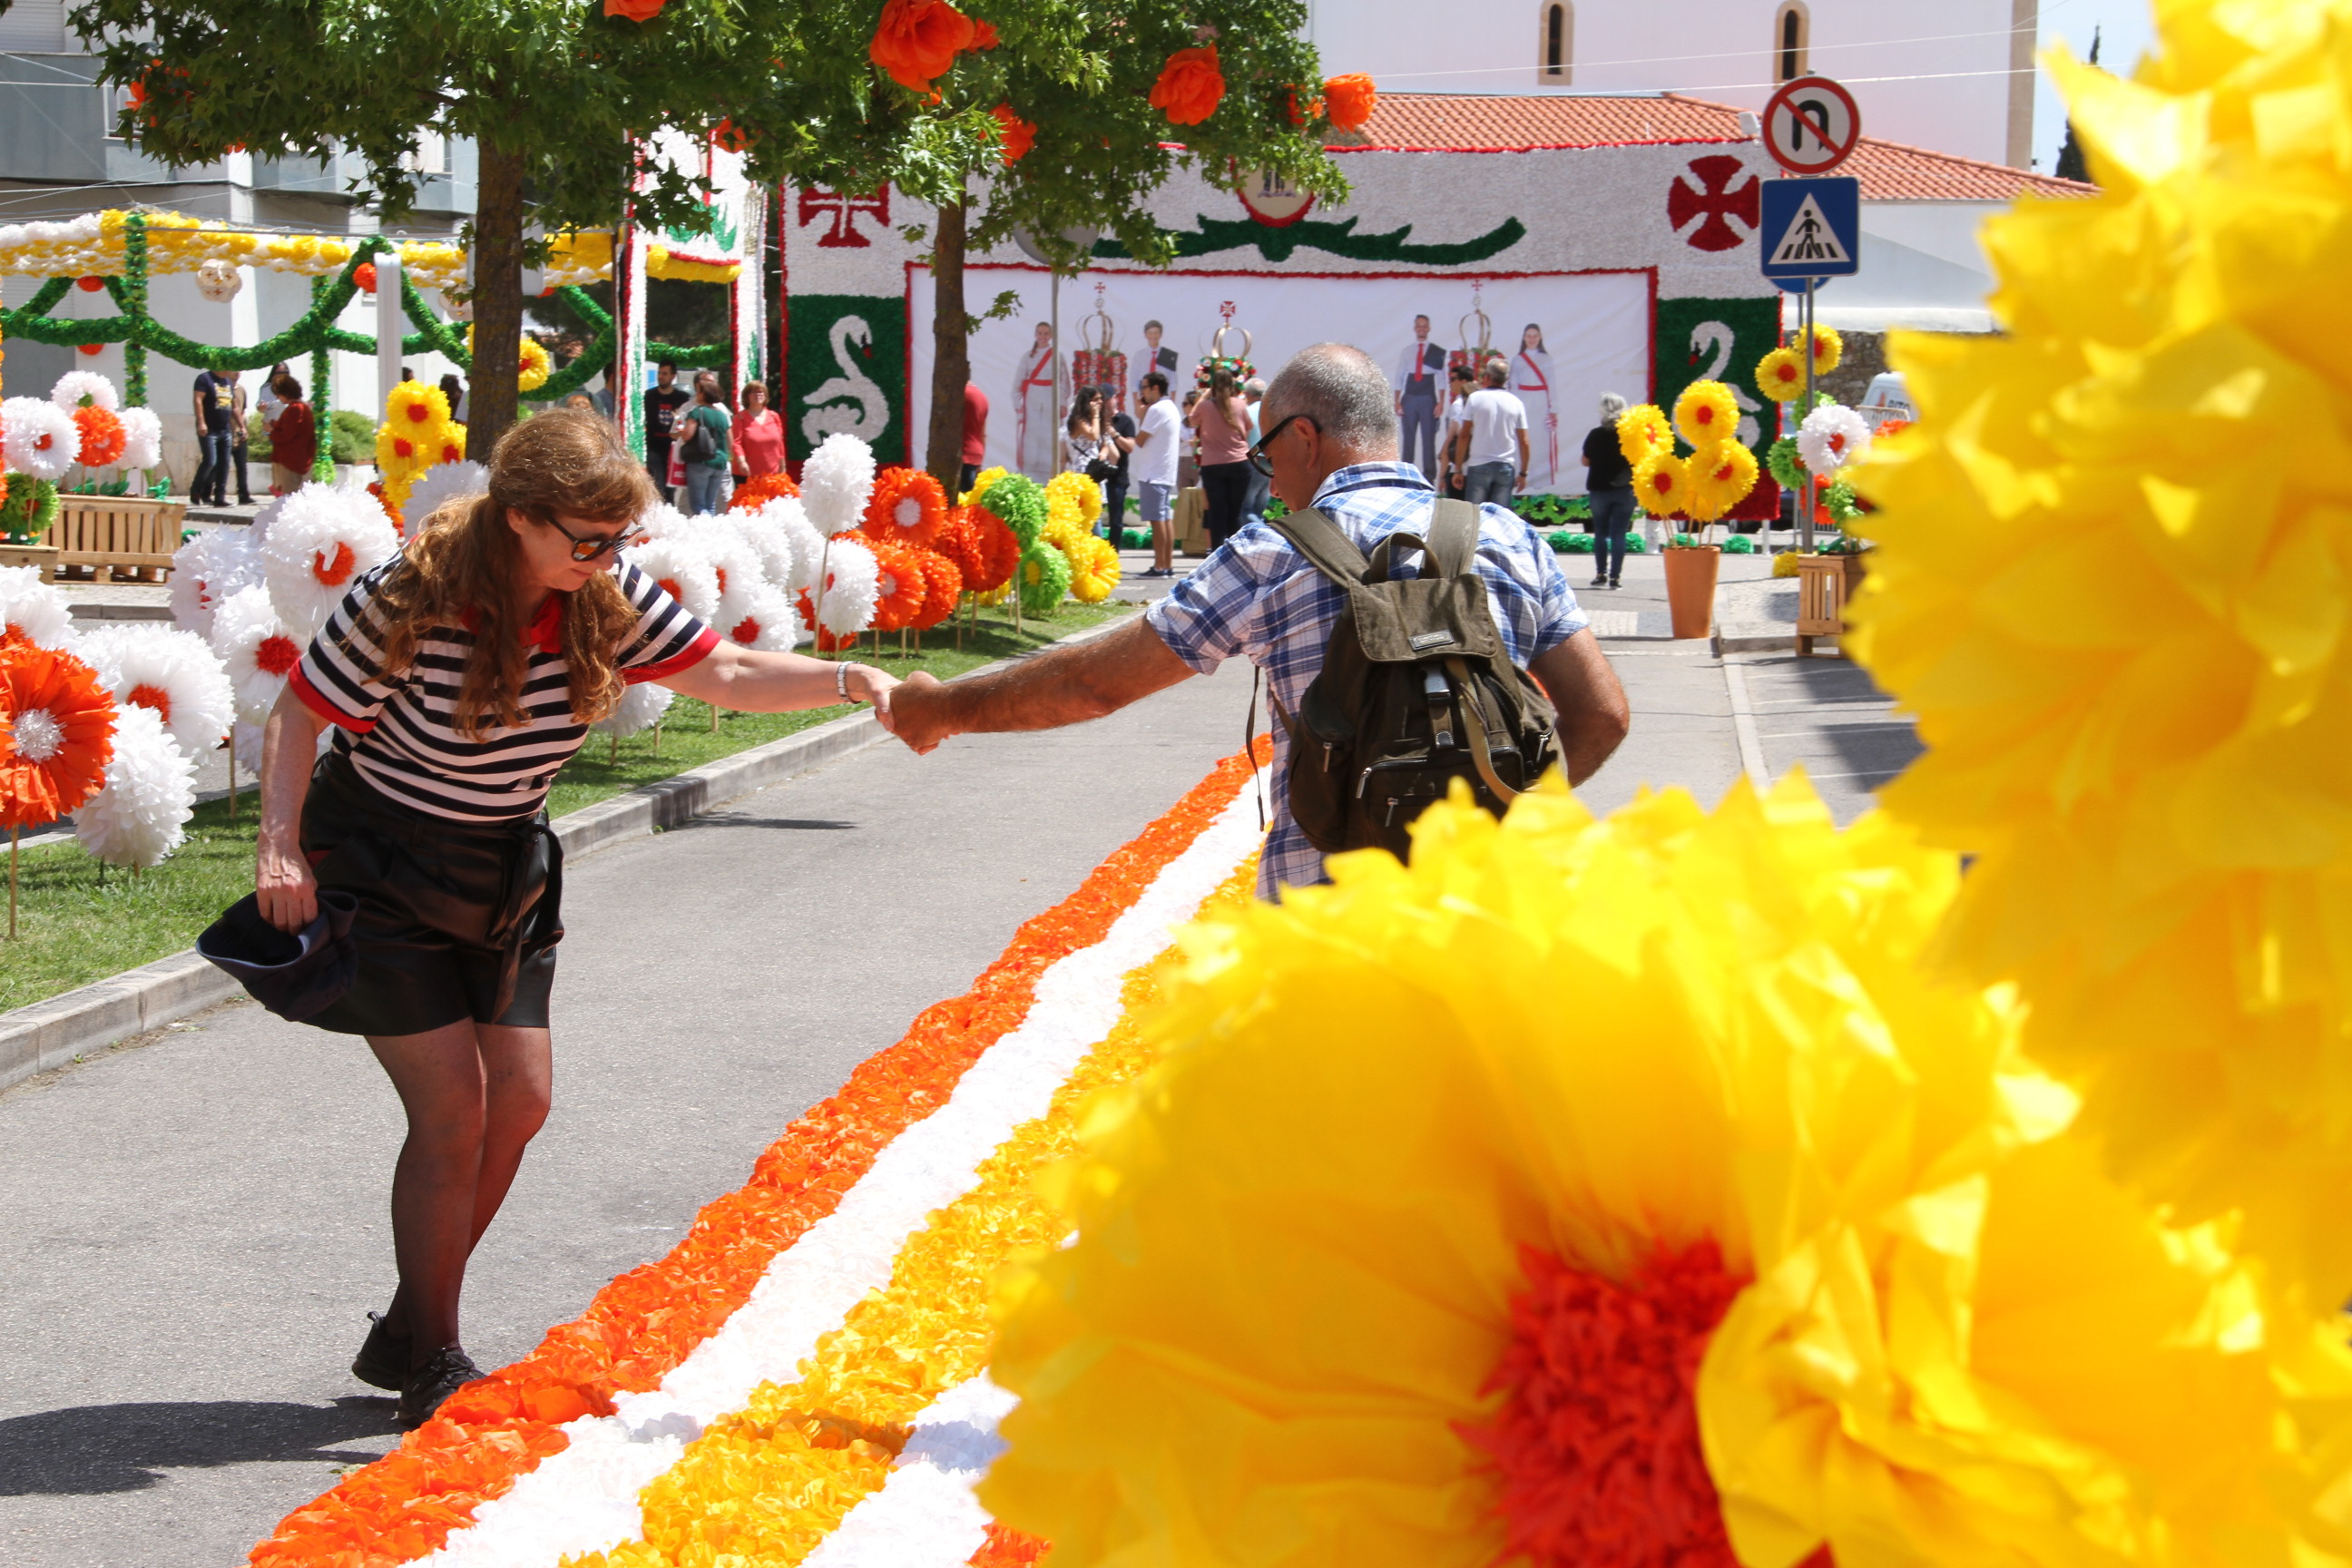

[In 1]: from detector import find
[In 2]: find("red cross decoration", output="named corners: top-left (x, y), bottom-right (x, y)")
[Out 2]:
top-left (1667, 155), bottom-right (1760, 253)
top-left (797, 184), bottom-right (892, 249)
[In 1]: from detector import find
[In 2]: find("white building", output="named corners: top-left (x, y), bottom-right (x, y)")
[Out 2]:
top-left (1303, 0), bottom-right (2040, 169)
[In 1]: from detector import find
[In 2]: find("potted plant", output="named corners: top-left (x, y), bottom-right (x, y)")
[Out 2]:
top-left (1621, 383), bottom-right (1759, 640)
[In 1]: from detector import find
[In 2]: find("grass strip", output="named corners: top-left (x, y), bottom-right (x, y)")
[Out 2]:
top-left (0, 603), bottom-right (1135, 1013)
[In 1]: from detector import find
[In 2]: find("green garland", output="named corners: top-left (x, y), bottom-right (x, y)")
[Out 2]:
top-left (122, 214), bottom-right (150, 406)
top-left (309, 276), bottom-right (335, 481)
top-left (1093, 213), bottom-right (1527, 267)
top-left (0, 476), bottom-right (60, 544)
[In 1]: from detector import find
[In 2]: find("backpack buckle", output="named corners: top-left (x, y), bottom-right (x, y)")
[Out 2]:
top-left (1423, 668), bottom-right (1455, 750)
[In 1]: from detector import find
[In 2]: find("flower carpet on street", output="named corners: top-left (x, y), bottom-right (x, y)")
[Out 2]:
top-left (247, 749), bottom-right (1269, 1568)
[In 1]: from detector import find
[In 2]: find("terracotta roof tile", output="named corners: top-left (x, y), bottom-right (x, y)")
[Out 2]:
top-left (1341, 93), bottom-right (2099, 202)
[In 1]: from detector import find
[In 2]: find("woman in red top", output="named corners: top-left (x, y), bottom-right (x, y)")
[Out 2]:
top-left (269, 374), bottom-right (318, 495)
top-left (731, 382), bottom-right (786, 481)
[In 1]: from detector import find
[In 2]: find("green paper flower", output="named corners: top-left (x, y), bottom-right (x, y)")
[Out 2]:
top-left (981, 475), bottom-right (1048, 551)
top-left (1018, 540), bottom-right (1072, 615)
top-left (1767, 436), bottom-right (1806, 492)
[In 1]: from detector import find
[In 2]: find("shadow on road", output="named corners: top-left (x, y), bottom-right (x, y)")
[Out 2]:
top-left (0, 1397), bottom-right (399, 1494)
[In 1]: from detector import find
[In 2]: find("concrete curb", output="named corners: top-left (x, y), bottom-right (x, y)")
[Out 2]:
top-left (0, 611), bottom-right (1136, 1093)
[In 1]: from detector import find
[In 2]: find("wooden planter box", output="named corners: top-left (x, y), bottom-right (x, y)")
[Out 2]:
top-left (1793, 551), bottom-right (1868, 655)
top-left (0, 543), bottom-right (61, 574)
top-left (47, 495), bottom-right (186, 584)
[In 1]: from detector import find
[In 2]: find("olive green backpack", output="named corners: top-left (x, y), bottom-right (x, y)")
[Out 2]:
top-left (1263, 499), bottom-right (1559, 858)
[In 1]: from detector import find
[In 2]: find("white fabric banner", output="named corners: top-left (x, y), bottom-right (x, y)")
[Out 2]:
top-left (909, 267), bottom-right (1651, 493)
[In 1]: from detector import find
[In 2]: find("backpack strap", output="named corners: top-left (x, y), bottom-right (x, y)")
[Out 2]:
top-left (1266, 507), bottom-right (1374, 591)
top-left (1426, 497), bottom-right (1483, 580)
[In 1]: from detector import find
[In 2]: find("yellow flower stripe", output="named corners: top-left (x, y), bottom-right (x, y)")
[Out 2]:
top-left (562, 854), bottom-right (1261, 1568)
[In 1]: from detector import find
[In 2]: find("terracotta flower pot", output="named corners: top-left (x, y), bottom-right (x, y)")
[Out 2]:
top-left (1662, 544), bottom-right (1720, 640)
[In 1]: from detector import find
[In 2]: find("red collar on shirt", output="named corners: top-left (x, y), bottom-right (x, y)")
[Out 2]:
top-left (460, 595), bottom-right (564, 655)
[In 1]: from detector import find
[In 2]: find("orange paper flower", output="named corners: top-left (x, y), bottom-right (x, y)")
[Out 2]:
top-left (71, 406), bottom-right (126, 468)
top-left (971, 17), bottom-right (999, 47)
top-left (911, 547), bottom-right (963, 630)
top-left (729, 471), bottom-right (800, 510)
top-left (992, 103), bottom-right (1037, 165)
top-left (0, 644), bottom-right (116, 832)
top-left (868, 0), bottom-right (975, 93)
top-left (867, 539), bottom-right (930, 632)
top-left (860, 466), bottom-right (948, 549)
top-left (1150, 44), bottom-right (1225, 127)
top-left (1324, 72), bottom-right (1377, 131)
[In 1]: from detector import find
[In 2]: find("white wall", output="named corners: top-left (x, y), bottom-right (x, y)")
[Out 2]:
top-left (1306, 0), bottom-right (2028, 166)
top-left (1815, 200), bottom-right (2004, 331)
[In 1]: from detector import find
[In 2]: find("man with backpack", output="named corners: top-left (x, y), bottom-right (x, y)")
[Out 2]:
top-left (884, 343), bottom-right (1628, 899)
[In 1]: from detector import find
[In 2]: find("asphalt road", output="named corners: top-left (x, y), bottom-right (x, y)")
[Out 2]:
top-left (0, 580), bottom-right (1915, 1566)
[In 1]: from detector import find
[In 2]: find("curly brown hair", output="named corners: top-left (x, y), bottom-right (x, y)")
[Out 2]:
top-left (354, 410), bottom-right (652, 737)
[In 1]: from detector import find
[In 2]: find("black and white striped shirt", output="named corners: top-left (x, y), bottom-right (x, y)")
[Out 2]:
top-left (291, 557), bottom-right (718, 820)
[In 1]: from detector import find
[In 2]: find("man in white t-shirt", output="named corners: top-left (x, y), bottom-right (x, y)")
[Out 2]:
top-left (1450, 358), bottom-right (1529, 507)
top-left (1130, 370), bottom-right (1181, 578)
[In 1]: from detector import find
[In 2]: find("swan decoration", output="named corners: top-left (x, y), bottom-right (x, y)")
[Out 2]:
top-left (1689, 320), bottom-right (1764, 448)
top-left (800, 316), bottom-right (889, 446)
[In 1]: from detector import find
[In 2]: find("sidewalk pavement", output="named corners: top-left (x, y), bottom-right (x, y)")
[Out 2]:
top-left (0, 552), bottom-right (1912, 1568)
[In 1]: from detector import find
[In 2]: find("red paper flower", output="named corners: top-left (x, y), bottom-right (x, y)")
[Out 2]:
top-left (603, 0), bottom-right (668, 22)
top-left (0, 644), bottom-right (117, 832)
top-left (353, 261), bottom-right (378, 293)
top-left (75, 343), bottom-right (103, 358)
top-left (868, 0), bottom-right (976, 93)
top-left (935, 506), bottom-right (1018, 594)
top-left (1150, 44), bottom-right (1225, 127)
top-left (971, 17), bottom-right (999, 47)
top-left (1324, 72), bottom-right (1377, 131)
top-left (992, 103), bottom-right (1037, 166)
top-left (713, 118), bottom-right (752, 154)
top-left (75, 275), bottom-right (105, 293)
top-left (72, 406), bottom-right (126, 468)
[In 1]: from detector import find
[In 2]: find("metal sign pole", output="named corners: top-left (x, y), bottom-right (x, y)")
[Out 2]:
top-left (1799, 279), bottom-right (1816, 554)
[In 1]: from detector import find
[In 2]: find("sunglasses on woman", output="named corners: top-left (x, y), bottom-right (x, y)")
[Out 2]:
top-left (1247, 412), bottom-right (1318, 477)
top-left (540, 514), bottom-right (643, 563)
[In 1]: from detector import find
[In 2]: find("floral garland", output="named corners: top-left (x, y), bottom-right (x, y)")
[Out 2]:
top-left (248, 752), bottom-right (1269, 1568)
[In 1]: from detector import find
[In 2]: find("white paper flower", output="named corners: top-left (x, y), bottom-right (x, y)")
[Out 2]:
top-left (118, 406), bottom-right (163, 472)
top-left (701, 527), bottom-right (764, 609)
top-left (169, 526), bottom-right (261, 640)
top-left (3, 396), bottom-right (80, 481)
top-left (592, 681), bottom-right (672, 738)
top-left (75, 705), bottom-right (195, 869)
top-left (0, 564), bottom-right (75, 651)
top-left (403, 459), bottom-right (488, 535)
top-left (760, 498), bottom-right (827, 597)
top-left (76, 625), bottom-right (236, 758)
top-left (623, 536), bottom-right (720, 623)
top-left (632, 501), bottom-right (694, 543)
top-left (719, 583), bottom-right (798, 651)
top-left (815, 534), bottom-right (880, 637)
top-left (263, 482), bottom-right (399, 638)
top-left (1797, 403), bottom-right (1872, 476)
top-left (799, 433), bottom-right (877, 535)
top-left (49, 369), bottom-right (120, 413)
top-left (210, 585), bottom-right (305, 726)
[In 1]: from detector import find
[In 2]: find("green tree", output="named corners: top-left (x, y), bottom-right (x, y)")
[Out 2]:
top-left (2053, 26), bottom-right (2100, 183)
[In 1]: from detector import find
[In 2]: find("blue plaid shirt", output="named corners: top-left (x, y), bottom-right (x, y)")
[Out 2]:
top-left (1147, 463), bottom-right (1588, 898)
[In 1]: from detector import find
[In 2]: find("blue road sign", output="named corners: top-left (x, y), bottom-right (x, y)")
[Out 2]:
top-left (1759, 176), bottom-right (1859, 289)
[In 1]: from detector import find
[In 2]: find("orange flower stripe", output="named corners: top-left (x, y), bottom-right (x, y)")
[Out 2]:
top-left (1150, 44), bottom-right (1225, 127)
top-left (249, 750), bottom-right (1269, 1568)
top-left (565, 853), bottom-right (1262, 1568)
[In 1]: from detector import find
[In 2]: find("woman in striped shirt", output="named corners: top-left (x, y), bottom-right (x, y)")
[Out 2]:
top-left (252, 410), bottom-right (898, 1424)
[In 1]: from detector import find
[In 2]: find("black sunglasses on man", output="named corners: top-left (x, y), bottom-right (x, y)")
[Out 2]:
top-left (1247, 412), bottom-right (1320, 477)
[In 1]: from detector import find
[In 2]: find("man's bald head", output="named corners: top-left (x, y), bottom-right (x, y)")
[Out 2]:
top-left (1264, 343), bottom-right (1400, 463)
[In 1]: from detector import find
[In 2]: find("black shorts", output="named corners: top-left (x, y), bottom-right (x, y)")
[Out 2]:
top-left (297, 754), bottom-right (564, 1037)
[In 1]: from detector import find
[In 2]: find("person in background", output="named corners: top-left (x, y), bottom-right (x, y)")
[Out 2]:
top-left (589, 372), bottom-right (614, 420)
top-left (1450, 358), bottom-right (1528, 507)
top-left (1190, 368), bottom-right (1252, 548)
top-left (1063, 386), bottom-right (1107, 476)
top-left (1101, 396), bottom-right (1135, 542)
top-left (258, 361), bottom-right (289, 428)
top-left (734, 382), bottom-right (785, 480)
top-left (1178, 388), bottom-right (1203, 493)
top-left (440, 374), bottom-right (469, 426)
top-left (1579, 392), bottom-right (1636, 591)
top-left (224, 368), bottom-right (255, 506)
top-left (1240, 377), bottom-right (1271, 532)
top-left (679, 372), bottom-right (734, 516)
top-left (563, 393), bottom-right (596, 414)
top-left (642, 361), bottom-right (691, 504)
top-left (269, 374), bottom-right (317, 497)
top-left (191, 364), bottom-right (235, 505)
top-left (1131, 372), bottom-right (1180, 579)
top-left (960, 381), bottom-right (989, 494)
top-left (1438, 364), bottom-right (1476, 500)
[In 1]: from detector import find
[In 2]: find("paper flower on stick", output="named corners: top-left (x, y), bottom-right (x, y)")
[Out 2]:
top-left (3, 397), bottom-right (80, 481)
top-left (0, 564), bottom-right (74, 652)
top-left (911, 548), bottom-right (963, 629)
top-left (936, 507), bottom-right (1016, 594)
top-left (1682, 440), bottom-right (1757, 524)
top-left (1803, 322), bottom-right (1841, 375)
top-left (1754, 345), bottom-right (1807, 403)
top-left (867, 538), bottom-right (929, 632)
top-left (800, 433), bottom-right (878, 534)
top-left (74, 703), bottom-right (193, 868)
top-left (0, 642), bottom-right (115, 831)
top-left (985, 779), bottom-right (2335, 1568)
top-left (1150, 44), bottom-right (1225, 126)
top-left (1671, 380), bottom-right (1740, 447)
top-left (1615, 404), bottom-right (1671, 466)
top-left (71, 406), bottom-right (125, 468)
top-left (809, 533), bottom-right (880, 639)
top-left (1068, 533), bottom-right (1121, 603)
top-left (1796, 404), bottom-right (1869, 476)
top-left (975, 473), bottom-right (1045, 550)
top-left (730, 471), bottom-right (799, 511)
top-left (1015, 540), bottom-right (1070, 615)
top-left (1632, 451), bottom-right (1688, 517)
top-left (118, 407), bottom-right (162, 472)
top-left (50, 370), bottom-right (119, 413)
top-left (593, 681), bottom-right (671, 737)
top-left (209, 585), bottom-right (304, 726)
top-left (1324, 73), bottom-right (1377, 131)
top-left (861, 466), bottom-right (947, 550)
top-left (262, 483), bottom-right (398, 639)
top-left (1844, 0), bottom-right (2352, 1298)
top-left (735, 499), bottom-right (806, 593)
top-left (867, 0), bottom-right (975, 92)
top-left (168, 528), bottom-right (258, 641)
top-left (623, 537), bottom-right (720, 625)
top-left (78, 625), bottom-right (234, 759)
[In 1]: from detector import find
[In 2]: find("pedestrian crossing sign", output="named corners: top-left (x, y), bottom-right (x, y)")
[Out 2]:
top-left (1759, 176), bottom-right (1860, 284)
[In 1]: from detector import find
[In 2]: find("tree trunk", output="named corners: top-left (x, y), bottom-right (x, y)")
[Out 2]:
top-left (924, 196), bottom-right (970, 495)
top-left (467, 142), bottom-right (528, 462)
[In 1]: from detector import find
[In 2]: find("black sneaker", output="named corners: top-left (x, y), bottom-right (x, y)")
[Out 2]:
top-left (1591, 574), bottom-right (1607, 587)
top-left (1608, 578), bottom-right (1622, 589)
top-left (352, 1308), bottom-right (409, 1392)
top-left (399, 1345), bottom-right (484, 1426)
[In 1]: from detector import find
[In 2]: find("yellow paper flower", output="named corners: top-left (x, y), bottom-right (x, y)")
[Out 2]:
top-left (1044, 469), bottom-right (1103, 534)
top-left (462, 327), bottom-right (555, 391)
top-left (1632, 450), bottom-right (1689, 517)
top-left (1682, 439), bottom-right (1757, 524)
top-left (985, 779), bottom-right (2342, 1568)
top-left (960, 465), bottom-right (1009, 507)
top-left (1067, 533), bottom-right (1122, 603)
top-left (1671, 378), bottom-right (1740, 446)
top-left (1615, 404), bottom-right (1671, 466)
top-left (1804, 322), bottom-right (1841, 375)
top-left (384, 379), bottom-right (451, 432)
top-left (1844, 0), bottom-right (2352, 1298)
top-left (1754, 345), bottom-right (1808, 403)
